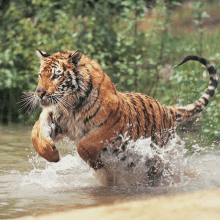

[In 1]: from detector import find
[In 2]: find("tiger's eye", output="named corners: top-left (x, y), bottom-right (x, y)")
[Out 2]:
top-left (52, 74), bottom-right (60, 80)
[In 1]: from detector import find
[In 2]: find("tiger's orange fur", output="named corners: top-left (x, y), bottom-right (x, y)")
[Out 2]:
top-left (29, 50), bottom-right (218, 170)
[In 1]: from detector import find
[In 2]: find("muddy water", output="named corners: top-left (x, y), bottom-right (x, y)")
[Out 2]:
top-left (1, 125), bottom-right (220, 219)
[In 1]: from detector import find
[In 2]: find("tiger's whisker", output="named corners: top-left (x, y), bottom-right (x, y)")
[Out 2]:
top-left (19, 92), bottom-right (39, 115)
top-left (54, 96), bottom-right (68, 115)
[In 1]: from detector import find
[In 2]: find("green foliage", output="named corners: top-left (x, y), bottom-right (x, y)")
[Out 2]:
top-left (0, 0), bottom-right (219, 145)
top-left (0, 0), bottom-right (146, 123)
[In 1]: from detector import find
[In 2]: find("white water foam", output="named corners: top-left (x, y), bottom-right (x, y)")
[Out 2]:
top-left (21, 135), bottom-right (220, 190)
top-left (96, 135), bottom-right (191, 187)
top-left (22, 153), bottom-right (97, 190)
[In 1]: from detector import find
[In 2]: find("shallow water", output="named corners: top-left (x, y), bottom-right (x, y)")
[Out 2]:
top-left (1, 125), bottom-right (220, 219)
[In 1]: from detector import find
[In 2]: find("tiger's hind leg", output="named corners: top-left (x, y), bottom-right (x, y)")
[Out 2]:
top-left (145, 126), bottom-right (177, 186)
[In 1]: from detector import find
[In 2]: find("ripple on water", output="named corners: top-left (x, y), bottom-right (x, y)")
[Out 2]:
top-left (1, 130), bottom-right (220, 219)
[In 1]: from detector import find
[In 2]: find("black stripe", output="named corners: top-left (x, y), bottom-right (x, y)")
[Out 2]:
top-left (155, 100), bottom-right (162, 114)
top-left (97, 110), bottom-right (113, 127)
top-left (110, 96), bottom-right (122, 129)
top-left (74, 70), bottom-right (80, 91)
top-left (136, 95), bottom-right (150, 136)
top-left (161, 106), bottom-right (167, 129)
top-left (85, 74), bottom-right (105, 113)
top-left (169, 108), bottom-right (176, 121)
top-left (58, 77), bottom-right (65, 85)
top-left (149, 102), bottom-right (156, 126)
top-left (66, 71), bottom-right (71, 77)
top-left (62, 64), bottom-right (66, 71)
top-left (74, 74), bottom-right (93, 111)
top-left (145, 94), bottom-right (153, 100)
top-left (207, 65), bottom-right (216, 74)
top-left (52, 65), bottom-right (58, 69)
top-left (209, 79), bottom-right (218, 88)
top-left (118, 99), bottom-right (127, 135)
top-left (126, 102), bottom-right (133, 137)
top-left (121, 156), bottom-right (127, 161)
top-left (111, 111), bottom-right (122, 128)
top-left (84, 100), bottom-right (102, 123)
top-left (195, 104), bottom-right (202, 112)
top-left (201, 97), bottom-right (209, 106)
top-left (159, 125), bottom-right (163, 146)
top-left (130, 96), bottom-right (141, 138)
top-left (155, 100), bottom-right (164, 129)
top-left (199, 57), bottom-right (207, 66)
top-left (85, 88), bottom-right (100, 113)
top-left (119, 121), bottom-right (126, 136)
top-left (177, 108), bottom-right (186, 113)
top-left (151, 124), bottom-right (156, 143)
top-left (176, 113), bottom-right (182, 118)
top-left (168, 111), bottom-right (172, 128)
top-left (149, 103), bottom-right (158, 144)
top-left (158, 104), bottom-right (166, 145)
top-left (189, 105), bottom-right (201, 113)
top-left (108, 96), bottom-right (122, 129)
top-left (86, 74), bottom-right (93, 96)
top-left (205, 89), bottom-right (215, 97)
top-left (80, 63), bottom-right (86, 67)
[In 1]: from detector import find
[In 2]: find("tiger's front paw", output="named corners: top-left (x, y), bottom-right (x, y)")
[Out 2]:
top-left (31, 120), bottom-right (60, 162)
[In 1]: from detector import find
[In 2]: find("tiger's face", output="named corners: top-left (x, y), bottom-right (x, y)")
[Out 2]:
top-left (34, 49), bottom-right (86, 111)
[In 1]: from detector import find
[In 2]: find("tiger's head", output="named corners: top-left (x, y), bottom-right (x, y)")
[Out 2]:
top-left (36, 49), bottom-right (85, 109)
top-left (22, 49), bottom-right (98, 114)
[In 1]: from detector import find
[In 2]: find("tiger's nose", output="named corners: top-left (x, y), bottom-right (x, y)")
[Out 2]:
top-left (36, 88), bottom-right (46, 98)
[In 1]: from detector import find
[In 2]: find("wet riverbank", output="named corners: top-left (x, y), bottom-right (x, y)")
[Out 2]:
top-left (17, 188), bottom-right (220, 220)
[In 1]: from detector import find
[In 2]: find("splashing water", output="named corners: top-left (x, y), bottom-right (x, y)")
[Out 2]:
top-left (22, 134), bottom-right (219, 190)
top-left (96, 135), bottom-right (200, 187)
top-left (22, 139), bottom-right (99, 190)
top-left (1, 126), bottom-right (220, 219)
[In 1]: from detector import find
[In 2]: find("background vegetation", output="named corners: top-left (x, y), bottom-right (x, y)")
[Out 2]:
top-left (0, 0), bottom-right (219, 146)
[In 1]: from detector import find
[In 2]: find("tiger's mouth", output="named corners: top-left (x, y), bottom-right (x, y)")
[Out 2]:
top-left (40, 93), bottom-right (75, 112)
top-left (40, 93), bottom-right (63, 107)
top-left (40, 96), bottom-right (53, 107)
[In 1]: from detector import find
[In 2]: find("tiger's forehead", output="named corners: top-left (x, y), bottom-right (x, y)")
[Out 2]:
top-left (40, 51), bottom-right (76, 71)
top-left (45, 50), bottom-right (76, 62)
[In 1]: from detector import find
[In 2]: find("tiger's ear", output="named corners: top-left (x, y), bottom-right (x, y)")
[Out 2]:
top-left (69, 51), bottom-right (82, 66)
top-left (36, 49), bottom-right (50, 61)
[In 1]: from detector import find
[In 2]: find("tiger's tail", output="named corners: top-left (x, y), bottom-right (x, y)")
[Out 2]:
top-left (174, 55), bottom-right (218, 123)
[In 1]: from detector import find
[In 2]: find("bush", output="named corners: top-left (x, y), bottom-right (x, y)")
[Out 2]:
top-left (0, 0), bottom-right (219, 145)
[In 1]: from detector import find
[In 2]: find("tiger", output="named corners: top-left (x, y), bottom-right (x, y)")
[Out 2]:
top-left (24, 49), bottom-right (218, 173)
